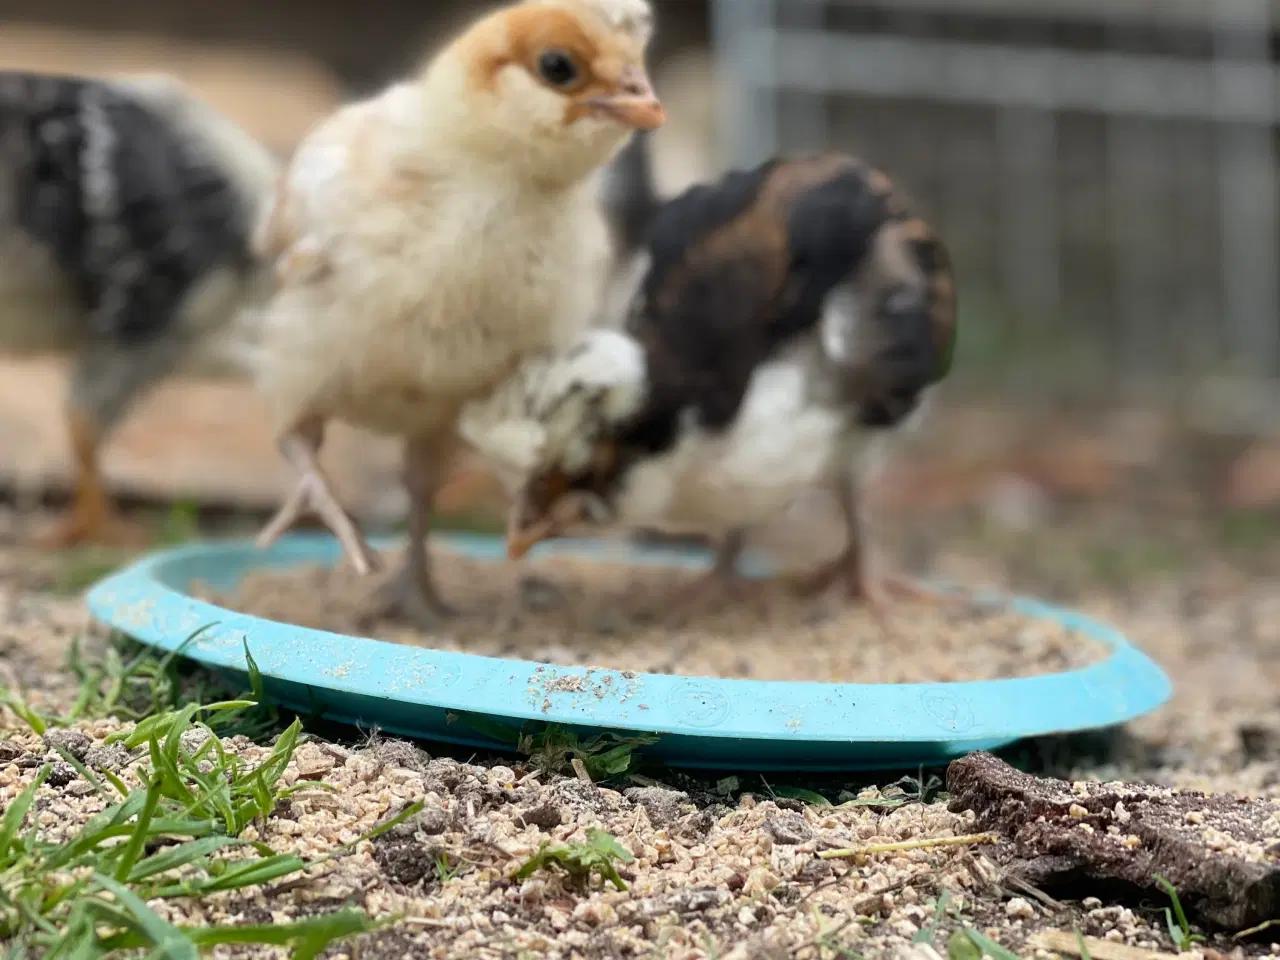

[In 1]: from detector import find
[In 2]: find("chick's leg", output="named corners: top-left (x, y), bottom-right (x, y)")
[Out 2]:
top-left (366, 434), bottom-right (457, 630)
top-left (37, 411), bottom-right (150, 549)
top-left (665, 528), bottom-right (753, 622)
top-left (257, 416), bottom-right (380, 575)
top-left (784, 468), bottom-right (936, 615)
top-left (37, 338), bottom-right (175, 550)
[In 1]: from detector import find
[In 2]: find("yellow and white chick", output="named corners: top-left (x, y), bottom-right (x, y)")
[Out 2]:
top-left (251, 0), bottom-right (663, 627)
top-left (462, 147), bottom-right (958, 619)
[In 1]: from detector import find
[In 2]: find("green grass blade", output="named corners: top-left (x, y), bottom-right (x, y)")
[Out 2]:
top-left (113, 774), bottom-right (164, 882)
top-left (48, 744), bottom-right (105, 794)
top-left (0, 764), bottom-right (49, 861)
top-left (962, 928), bottom-right (1024, 960)
top-left (178, 853), bottom-right (307, 895)
top-left (352, 801), bottom-right (425, 847)
top-left (127, 836), bottom-right (244, 884)
top-left (91, 874), bottom-right (198, 960)
top-left (0, 692), bottom-right (47, 735)
top-left (771, 786), bottom-right (832, 806)
top-left (102, 909), bottom-right (381, 957)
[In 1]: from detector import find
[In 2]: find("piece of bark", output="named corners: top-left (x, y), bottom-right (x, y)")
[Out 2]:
top-left (946, 752), bottom-right (1280, 932)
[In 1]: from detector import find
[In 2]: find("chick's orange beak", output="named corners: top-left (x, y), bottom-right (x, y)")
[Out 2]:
top-left (505, 493), bottom-right (591, 561)
top-left (506, 502), bottom-right (557, 562)
top-left (588, 65), bottom-right (665, 131)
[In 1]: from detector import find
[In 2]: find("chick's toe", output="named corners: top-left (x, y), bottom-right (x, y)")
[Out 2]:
top-left (362, 562), bottom-right (458, 632)
top-left (257, 428), bottom-right (380, 575)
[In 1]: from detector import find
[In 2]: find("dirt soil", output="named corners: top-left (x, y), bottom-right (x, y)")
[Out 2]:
top-left (196, 551), bottom-right (1105, 684)
top-left (1, 504), bottom-right (1279, 959)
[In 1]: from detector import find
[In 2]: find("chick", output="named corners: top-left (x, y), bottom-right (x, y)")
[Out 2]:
top-left (252, 0), bottom-right (664, 628)
top-left (461, 147), bottom-right (957, 618)
top-left (0, 70), bottom-right (278, 548)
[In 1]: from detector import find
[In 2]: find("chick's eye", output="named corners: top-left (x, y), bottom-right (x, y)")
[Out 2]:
top-left (537, 50), bottom-right (580, 88)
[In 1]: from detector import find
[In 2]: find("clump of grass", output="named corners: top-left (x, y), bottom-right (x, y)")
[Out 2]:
top-left (1, 630), bottom-right (282, 747)
top-left (448, 713), bottom-right (657, 782)
top-left (521, 727), bottom-right (657, 782)
top-left (913, 890), bottom-right (962, 948)
top-left (0, 682), bottom-right (419, 956)
top-left (512, 828), bottom-right (634, 891)
top-left (833, 768), bottom-right (948, 812)
top-left (1154, 873), bottom-right (1204, 952)
top-left (434, 850), bottom-right (458, 884)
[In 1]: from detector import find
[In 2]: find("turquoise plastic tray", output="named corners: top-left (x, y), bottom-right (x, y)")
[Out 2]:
top-left (84, 532), bottom-right (1172, 771)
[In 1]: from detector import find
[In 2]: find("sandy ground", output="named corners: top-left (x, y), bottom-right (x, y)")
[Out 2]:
top-left (0, 503), bottom-right (1278, 959)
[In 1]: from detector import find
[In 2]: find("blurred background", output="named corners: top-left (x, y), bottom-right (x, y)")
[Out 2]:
top-left (1, 0), bottom-right (1278, 577)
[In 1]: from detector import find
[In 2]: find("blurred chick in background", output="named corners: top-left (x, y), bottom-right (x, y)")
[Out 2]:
top-left (252, 0), bottom-right (664, 627)
top-left (0, 71), bottom-right (278, 548)
top-left (462, 140), bottom-right (957, 618)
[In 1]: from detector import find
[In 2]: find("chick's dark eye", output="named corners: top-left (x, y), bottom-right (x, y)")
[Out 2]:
top-left (537, 50), bottom-right (580, 88)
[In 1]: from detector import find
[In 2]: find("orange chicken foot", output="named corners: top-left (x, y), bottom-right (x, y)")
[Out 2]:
top-left (37, 411), bottom-right (149, 549)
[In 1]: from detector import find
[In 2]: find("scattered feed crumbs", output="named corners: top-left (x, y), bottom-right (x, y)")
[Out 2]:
top-left (195, 551), bottom-right (1104, 683)
top-left (0, 724), bottom-right (1034, 960)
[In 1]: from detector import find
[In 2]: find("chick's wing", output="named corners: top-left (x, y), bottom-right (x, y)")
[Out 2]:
top-left (255, 88), bottom-right (422, 287)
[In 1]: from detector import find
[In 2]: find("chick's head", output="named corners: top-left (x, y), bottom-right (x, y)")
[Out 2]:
top-left (429, 0), bottom-right (664, 184)
top-left (502, 327), bottom-right (648, 558)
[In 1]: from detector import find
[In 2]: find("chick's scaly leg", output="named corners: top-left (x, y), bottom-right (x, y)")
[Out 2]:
top-left (257, 418), bottom-right (380, 575)
top-left (366, 435), bottom-right (457, 630)
top-left (38, 411), bottom-right (150, 549)
top-left (784, 473), bottom-right (937, 617)
top-left (37, 338), bottom-right (174, 550)
top-left (665, 529), bottom-right (752, 622)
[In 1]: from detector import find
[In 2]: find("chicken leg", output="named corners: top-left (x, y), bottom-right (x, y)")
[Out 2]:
top-left (782, 468), bottom-right (939, 618)
top-left (364, 433), bottom-right (458, 630)
top-left (36, 337), bottom-right (180, 550)
top-left (38, 410), bottom-right (150, 549)
top-left (257, 416), bottom-right (381, 575)
top-left (665, 528), bottom-right (757, 622)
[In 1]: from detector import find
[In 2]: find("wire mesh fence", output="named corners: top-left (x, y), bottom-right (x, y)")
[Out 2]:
top-left (710, 0), bottom-right (1280, 430)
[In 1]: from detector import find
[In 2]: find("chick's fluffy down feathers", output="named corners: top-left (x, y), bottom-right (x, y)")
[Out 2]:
top-left (254, 81), bottom-right (612, 438)
top-left (252, 0), bottom-right (665, 441)
top-left (0, 70), bottom-right (277, 368)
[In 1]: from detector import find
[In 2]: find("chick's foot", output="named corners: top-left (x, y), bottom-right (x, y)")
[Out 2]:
top-left (363, 563), bottom-right (458, 632)
top-left (665, 570), bottom-right (761, 625)
top-left (38, 413), bottom-right (150, 550)
top-left (37, 496), bottom-right (150, 550)
top-left (257, 429), bottom-right (380, 575)
top-left (784, 552), bottom-right (945, 621)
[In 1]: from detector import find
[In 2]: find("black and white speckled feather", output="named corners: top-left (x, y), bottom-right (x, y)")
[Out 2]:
top-left (0, 70), bottom-right (277, 356)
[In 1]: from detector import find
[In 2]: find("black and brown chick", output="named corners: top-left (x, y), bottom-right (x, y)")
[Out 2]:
top-left (463, 139), bottom-right (958, 619)
top-left (0, 70), bottom-right (277, 548)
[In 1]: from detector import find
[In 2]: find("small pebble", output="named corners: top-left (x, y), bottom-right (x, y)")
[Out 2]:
top-left (1005, 897), bottom-right (1035, 920)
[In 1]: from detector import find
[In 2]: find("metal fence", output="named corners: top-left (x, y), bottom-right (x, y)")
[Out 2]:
top-left (710, 0), bottom-right (1280, 426)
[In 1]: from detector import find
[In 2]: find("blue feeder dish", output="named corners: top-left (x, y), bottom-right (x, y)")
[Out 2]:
top-left (84, 532), bottom-right (1173, 772)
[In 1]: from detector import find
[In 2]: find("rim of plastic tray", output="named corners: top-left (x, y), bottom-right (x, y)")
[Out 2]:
top-left (84, 532), bottom-right (1173, 761)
